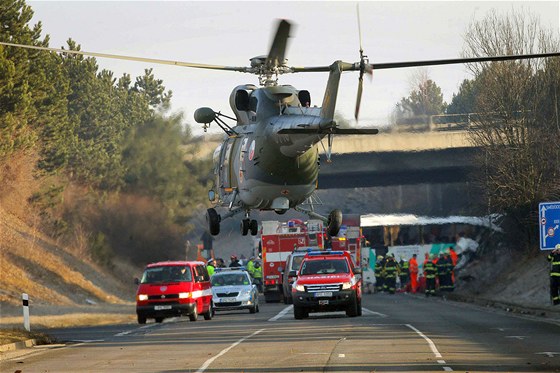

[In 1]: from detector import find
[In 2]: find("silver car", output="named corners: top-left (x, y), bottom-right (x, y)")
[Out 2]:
top-left (211, 270), bottom-right (259, 313)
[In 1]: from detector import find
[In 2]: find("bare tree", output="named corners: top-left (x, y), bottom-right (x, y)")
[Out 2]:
top-left (462, 9), bottom-right (560, 249)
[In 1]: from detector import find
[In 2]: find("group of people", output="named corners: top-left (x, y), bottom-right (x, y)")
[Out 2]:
top-left (205, 254), bottom-right (263, 291)
top-left (374, 247), bottom-right (458, 297)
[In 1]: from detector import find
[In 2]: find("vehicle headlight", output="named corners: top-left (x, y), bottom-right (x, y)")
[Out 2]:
top-left (137, 294), bottom-right (148, 301)
top-left (342, 282), bottom-right (352, 290)
top-left (240, 290), bottom-right (252, 297)
top-left (294, 284), bottom-right (305, 292)
top-left (178, 292), bottom-right (191, 299)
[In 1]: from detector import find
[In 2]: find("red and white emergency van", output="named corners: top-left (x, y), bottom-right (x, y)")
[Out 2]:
top-left (135, 261), bottom-right (213, 324)
top-left (260, 219), bottom-right (323, 302)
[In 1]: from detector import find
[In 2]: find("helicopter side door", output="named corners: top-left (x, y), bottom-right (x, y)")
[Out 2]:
top-left (218, 137), bottom-right (241, 195)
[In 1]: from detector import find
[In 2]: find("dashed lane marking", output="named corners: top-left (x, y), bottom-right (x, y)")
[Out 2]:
top-left (196, 328), bottom-right (265, 373)
top-left (268, 305), bottom-right (293, 321)
top-left (362, 308), bottom-right (388, 317)
top-left (406, 324), bottom-right (453, 372)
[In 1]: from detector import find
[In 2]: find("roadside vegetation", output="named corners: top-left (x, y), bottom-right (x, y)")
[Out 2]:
top-left (0, 0), bottom-right (212, 311)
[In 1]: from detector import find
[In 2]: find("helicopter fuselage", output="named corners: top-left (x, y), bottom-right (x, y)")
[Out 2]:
top-left (212, 84), bottom-right (329, 213)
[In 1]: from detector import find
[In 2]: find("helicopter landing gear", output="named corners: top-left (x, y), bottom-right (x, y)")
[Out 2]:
top-left (241, 212), bottom-right (258, 236)
top-left (206, 208), bottom-right (221, 236)
top-left (327, 209), bottom-right (342, 236)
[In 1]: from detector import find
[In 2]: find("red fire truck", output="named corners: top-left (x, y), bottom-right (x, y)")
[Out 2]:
top-left (259, 219), bottom-right (324, 303)
top-left (328, 214), bottom-right (363, 268)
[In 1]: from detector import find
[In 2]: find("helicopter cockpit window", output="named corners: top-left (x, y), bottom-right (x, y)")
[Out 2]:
top-left (249, 96), bottom-right (258, 112)
top-left (235, 90), bottom-right (250, 111)
top-left (298, 90), bottom-right (311, 107)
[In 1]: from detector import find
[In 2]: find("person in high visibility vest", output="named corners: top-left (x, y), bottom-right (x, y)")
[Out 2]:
top-left (409, 254), bottom-right (419, 293)
top-left (548, 244), bottom-right (560, 305)
top-left (246, 256), bottom-right (256, 277)
top-left (252, 260), bottom-right (263, 293)
top-left (207, 259), bottom-right (215, 276)
top-left (399, 257), bottom-right (409, 291)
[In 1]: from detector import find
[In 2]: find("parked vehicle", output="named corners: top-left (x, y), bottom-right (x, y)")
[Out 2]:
top-left (135, 261), bottom-right (213, 324)
top-left (260, 219), bottom-right (323, 302)
top-left (291, 251), bottom-right (362, 319)
top-left (211, 269), bottom-right (259, 313)
top-left (280, 251), bottom-right (307, 304)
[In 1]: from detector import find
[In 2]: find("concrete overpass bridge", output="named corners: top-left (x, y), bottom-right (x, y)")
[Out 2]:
top-left (317, 130), bottom-right (478, 189)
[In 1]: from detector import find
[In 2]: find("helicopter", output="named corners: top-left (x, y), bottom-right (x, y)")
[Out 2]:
top-left (2, 19), bottom-right (559, 237)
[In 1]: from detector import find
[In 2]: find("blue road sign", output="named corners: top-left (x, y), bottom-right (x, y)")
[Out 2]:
top-left (539, 202), bottom-right (560, 250)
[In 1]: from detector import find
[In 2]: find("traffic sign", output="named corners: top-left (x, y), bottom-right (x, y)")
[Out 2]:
top-left (539, 202), bottom-right (560, 250)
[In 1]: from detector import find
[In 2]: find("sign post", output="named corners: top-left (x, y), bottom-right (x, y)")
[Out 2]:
top-left (22, 293), bottom-right (30, 332)
top-left (539, 202), bottom-right (560, 251)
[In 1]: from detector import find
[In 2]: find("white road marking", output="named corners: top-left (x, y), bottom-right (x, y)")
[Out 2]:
top-left (268, 305), bottom-right (293, 321)
top-left (406, 324), bottom-right (453, 371)
top-left (338, 353), bottom-right (345, 358)
top-left (506, 336), bottom-right (527, 340)
top-left (196, 328), bottom-right (265, 373)
top-left (115, 323), bottom-right (157, 336)
top-left (362, 308), bottom-right (388, 317)
top-left (536, 352), bottom-right (560, 358)
top-left (68, 340), bottom-right (104, 343)
top-left (114, 330), bottom-right (134, 337)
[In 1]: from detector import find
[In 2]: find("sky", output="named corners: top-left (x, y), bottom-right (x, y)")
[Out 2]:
top-left (28, 1), bottom-right (560, 135)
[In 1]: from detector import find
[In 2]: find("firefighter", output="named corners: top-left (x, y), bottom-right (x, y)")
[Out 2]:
top-left (229, 254), bottom-right (241, 268)
top-left (424, 254), bottom-right (437, 297)
top-left (399, 257), bottom-right (409, 291)
top-left (444, 249), bottom-right (455, 291)
top-left (548, 244), bottom-right (560, 305)
top-left (374, 255), bottom-right (384, 293)
top-left (436, 251), bottom-right (448, 292)
top-left (383, 254), bottom-right (399, 294)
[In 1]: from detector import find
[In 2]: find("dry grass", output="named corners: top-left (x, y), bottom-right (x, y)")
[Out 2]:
top-left (0, 328), bottom-right (57, 345)
top-left (0, 312), bottom-right (136, 330)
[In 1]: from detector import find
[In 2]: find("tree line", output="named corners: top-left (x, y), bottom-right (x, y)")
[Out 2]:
top-left (395, 9), bottom-right (560, 250)
top-left (0, 0), bottom-right (211, 266)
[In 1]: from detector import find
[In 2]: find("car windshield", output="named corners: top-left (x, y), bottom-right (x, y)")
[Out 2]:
top-left (141, 266), bottom-right (192, 284)
top-left (300, 259), bottom-right (349, 275)
top-left (211, 273), bottom-right (250, 287)
top-left (291, 255), bottom-right (305, 271)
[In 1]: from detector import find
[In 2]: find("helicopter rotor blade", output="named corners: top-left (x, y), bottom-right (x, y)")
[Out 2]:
top-left (355, 74), bottom-right (364, 120)
top-left (266, 19), bottom-right (291, 69)
top-left (369, 52), bottom-right (560, 70)
top-left (0, 41), bottom-right (250, 72)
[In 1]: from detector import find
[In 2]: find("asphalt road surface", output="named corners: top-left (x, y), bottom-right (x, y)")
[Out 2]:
top-left (2, 293), bottom-right (560, 372)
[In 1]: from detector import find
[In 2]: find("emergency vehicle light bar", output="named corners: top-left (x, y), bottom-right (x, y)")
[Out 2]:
top-left (306, 250), bottom-right (345, 256)
top-left (214, 266), bottom-right (247, 272)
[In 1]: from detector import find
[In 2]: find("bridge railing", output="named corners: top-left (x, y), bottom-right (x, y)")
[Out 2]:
top-left (391, 112), bottom-right (526, 133)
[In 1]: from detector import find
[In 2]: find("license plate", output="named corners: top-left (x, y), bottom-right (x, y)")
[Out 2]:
top-left (154, 305), bottom-right (172, 310)
top-left (221, 297), bottom-right (237, 302)
top-left (315, 292), bottom-right (332, 298)
top-left (318, 300), bottom-right (329, 305)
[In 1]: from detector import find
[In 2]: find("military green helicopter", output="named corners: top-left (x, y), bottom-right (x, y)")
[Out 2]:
top-left (2, 19), bottom-right (559, 237)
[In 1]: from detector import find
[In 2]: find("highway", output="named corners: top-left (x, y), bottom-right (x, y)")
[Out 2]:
top-left (2, 293), bottom-right (560, 372)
